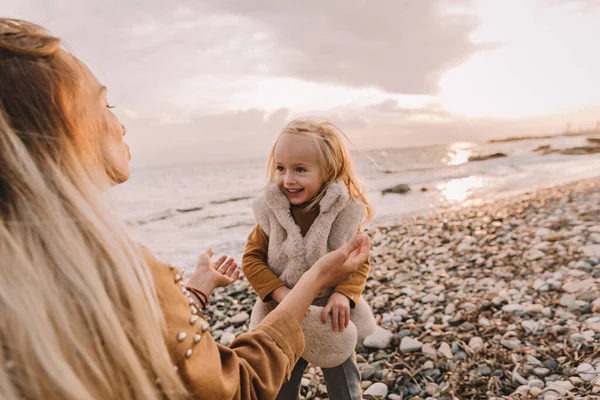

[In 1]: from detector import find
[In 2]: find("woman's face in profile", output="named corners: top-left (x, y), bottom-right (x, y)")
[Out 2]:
top-left (70, 53), bottom-right (131, 184)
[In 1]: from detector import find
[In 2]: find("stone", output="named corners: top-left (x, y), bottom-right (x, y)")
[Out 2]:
top-left (533, 367), bottom-right (550, 377)
top-left (477, 364), bottom-right (492, 376)
top-left (524, 304), bottom-right (544, 314)
top-left (576, 363), bottom-right (595, 381)
top-left (501, 338), bottom-right (521, 350)
top-left (468, 336), bottom-right (484, 353)
top-left (502, 303), bottom-right (522, 313)
top-left (521, 320), bottom-right (539, 334)
top-left (533, 279), bottom-right (549, 291)
top-left (562, 281), bottom-right (587, 293)
top-left (528, 379), bottom-right (545, 389)
top-left (444, 303), bottom-right (456, 314)
top-left (219, 331), bottom-right (236, 346)
top-left (400, 337), bottom-right (423, 353)
top-left (229, 312), bottom-right (250, 324)
top-left (364, 326), bottom-right (394, 349)
top-left (438, 342), bottom-right (453, 359)
top-left (530, 387), bottom-right (543, 397)
top-left (536, 228), bottom-right (552, 238)
top-left (363, 382), bottom-right (388, 398)
top-left (421, 343), bottom-right (437, 360)
top-left (560, 294), bottom-right (576, 307)
top-left (421, 293), bottom-right (439, 303)
top-left (425, 382), bottom-right (440, 396)
top-left (525, 249), bottom-right (545, 260)
top-left (543, 359), bottom-right (559, 369)
top-left (527, 355), bottom-right (542, 365)
top-left (582, 244), bottom-right (600, 257)
top-left (422, 360), bottom-right (434, 370)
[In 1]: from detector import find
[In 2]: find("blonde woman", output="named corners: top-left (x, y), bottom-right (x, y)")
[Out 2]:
top-left (0, 19), bottom-right (370, 400)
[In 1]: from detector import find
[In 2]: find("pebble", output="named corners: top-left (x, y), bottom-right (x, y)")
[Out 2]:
top-left (219, 331), bottom-right (236, 346)
top-left (364, 326), bottom-right (394, 349)
top-left (468, 336), bottom-right (484, 353)
top-left (576, 363), bottom-right (595, 381)
top-left (501, 338), bottom-right (520, 350)
top-left (229, 312), bottom-right (249, 324)
top-left (425, 382), bottom-right (440, 396)
top-left (399, 337), bottom-right (422, 353)
top-left (528, 379), bottom-right (545, 389)
top-left (437, 342), bottom-right (453, 359)
top-left (199, 178), bottom-right (600, 399)
top-left (533, 367), bottom-right (551, 377)
top-left (363, 382), bottom-right (388, 398)
top-left (421, 343), bottom-right (437, 360)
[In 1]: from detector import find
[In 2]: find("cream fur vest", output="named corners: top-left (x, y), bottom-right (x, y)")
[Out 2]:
top-left (248, 181), bottom-right (376, 368)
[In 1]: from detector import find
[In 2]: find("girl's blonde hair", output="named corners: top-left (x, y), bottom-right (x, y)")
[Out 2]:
top-left (0, 19), bottom-right (187, 399)
top-left (267, 118), bottom-right (373, 221)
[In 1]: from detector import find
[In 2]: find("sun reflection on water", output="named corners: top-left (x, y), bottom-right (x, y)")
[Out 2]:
top-left (437, 176), bottom-right (484, 203)
top-left (444, 142), bottom-right (474, 166)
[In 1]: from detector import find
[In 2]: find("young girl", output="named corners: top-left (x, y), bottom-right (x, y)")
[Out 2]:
top-left (243, 118), bottom-right (376, 399)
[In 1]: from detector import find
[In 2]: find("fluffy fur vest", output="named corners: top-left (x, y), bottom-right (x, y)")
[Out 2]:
top-left (248, 181), bottom-right (376, 368)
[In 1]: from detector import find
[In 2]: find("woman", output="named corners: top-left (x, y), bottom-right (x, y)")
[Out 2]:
top-left (0, 19), bottom-right (370, 400)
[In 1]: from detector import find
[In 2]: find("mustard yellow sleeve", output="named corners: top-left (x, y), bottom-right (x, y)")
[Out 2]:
top-left (145, 249), bottom-right (304, 400)
top-left (242, 225), bottom-right (286, 301)
top-left (334, 258), bottom-right (371, 308)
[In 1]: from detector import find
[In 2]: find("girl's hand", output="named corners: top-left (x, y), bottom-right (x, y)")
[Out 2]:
top-left (187, 249), bottom-right (240, 295)
top-left (321, 292), bottom-right (350, 332)
top-left (312, 233), bottom-right (370, 289)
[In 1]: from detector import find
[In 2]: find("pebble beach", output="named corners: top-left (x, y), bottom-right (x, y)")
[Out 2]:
top-left (201, 177), bottom-right (600, 400)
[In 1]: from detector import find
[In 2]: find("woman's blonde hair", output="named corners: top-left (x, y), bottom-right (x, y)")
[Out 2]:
top-left (0, 19), bottom-right (187, 399)
top-left (267, 118), bottom-right (373, 221)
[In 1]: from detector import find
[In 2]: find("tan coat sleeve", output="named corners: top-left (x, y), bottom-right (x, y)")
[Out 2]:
top-left (145, 249), bottom-right (304, 400)
top-left (334, 258), bottom-right (371, 308)
top-left (242, 225), bottom-right (287, 301)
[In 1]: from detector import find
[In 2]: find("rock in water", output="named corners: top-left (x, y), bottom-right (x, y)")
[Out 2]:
top-left (382, 184), bottom-right (411, 195)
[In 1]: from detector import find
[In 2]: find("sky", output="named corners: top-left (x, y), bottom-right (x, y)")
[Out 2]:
top-left (3, 0), bottom-right (600, 166)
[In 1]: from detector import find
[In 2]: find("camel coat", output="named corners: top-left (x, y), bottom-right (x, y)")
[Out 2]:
top-left (144, 248), bottom-right (304, 400)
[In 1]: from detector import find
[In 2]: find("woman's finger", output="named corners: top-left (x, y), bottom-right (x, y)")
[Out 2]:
top-left (214, 255), bottom-right (227, 269)
top-left (225, 262), bottom-right (238, 277)
top-left (231, 268), bottom-right (241, 281)
top-left (205, 248), bottom-right (214, 258)
top-left (345, 309), bottom-right (350, 328)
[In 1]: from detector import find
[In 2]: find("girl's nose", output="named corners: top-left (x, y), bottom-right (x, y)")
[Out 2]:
top-left (284, 172), bottom-right (296, 184)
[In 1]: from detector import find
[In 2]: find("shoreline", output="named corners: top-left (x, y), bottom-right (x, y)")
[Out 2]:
top-left (202, 177), bottom-right (600, 399)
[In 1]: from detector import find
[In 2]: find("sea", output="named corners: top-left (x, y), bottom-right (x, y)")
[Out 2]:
top-left (111, 134), bottom-right (600, 272)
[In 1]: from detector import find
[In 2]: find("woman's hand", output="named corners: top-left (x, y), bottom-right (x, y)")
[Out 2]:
top-left (321, 292), bottom-right (350, 332)
top-left (275, 233), bottom-right (370, 323)
top-left (312, 233), bottom-right (370, 290)
top-left (271, 286), bottom-right (291, 303)
top-left (187, 249), bottom-right (240, 298)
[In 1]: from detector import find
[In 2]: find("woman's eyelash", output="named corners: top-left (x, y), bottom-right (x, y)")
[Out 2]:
top-left (106, 104), bottom-right (116, 109)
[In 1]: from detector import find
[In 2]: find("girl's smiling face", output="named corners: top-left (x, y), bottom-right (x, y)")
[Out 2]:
top-left (274, 133), bottom-right (324, 205)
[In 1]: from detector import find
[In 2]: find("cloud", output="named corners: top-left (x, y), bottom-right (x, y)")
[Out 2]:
top-left (204, 0), bottom-right (489, 94)
top-left (121, 98), bottom-right (600, 167)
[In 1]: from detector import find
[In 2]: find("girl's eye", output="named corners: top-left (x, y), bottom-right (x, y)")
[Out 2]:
top-left (296, 167), bottom-right (305, 173)
top-left (276, 166), bottom-right (284, 172)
